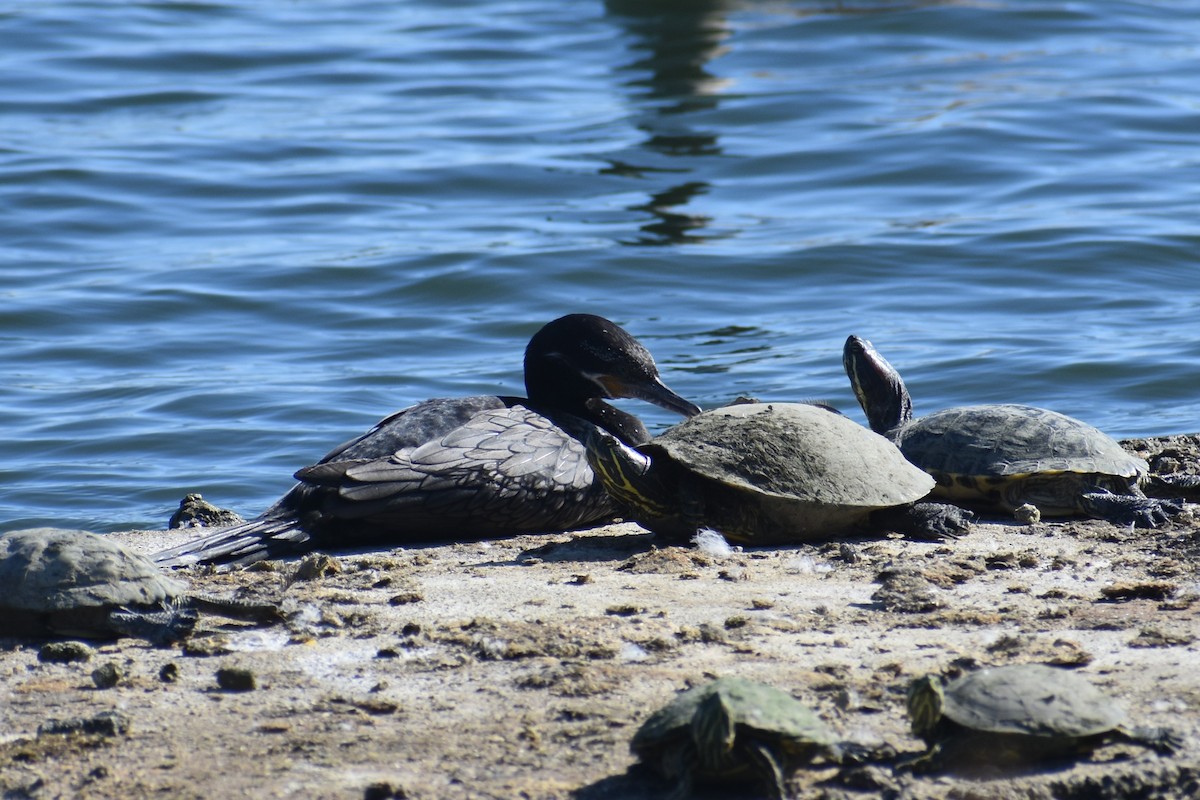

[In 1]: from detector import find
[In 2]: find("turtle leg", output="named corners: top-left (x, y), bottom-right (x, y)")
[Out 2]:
top-left (1142, 473), bottom-right (1200, 502)
top-left (871, 502), bottom-right (974, 541)
top-left (894, 741), bottom-right (943, 775)
top-left (106, 604), bottom-right (198, 646)
top-left (659, 743), bottom-right (697, 800)
top-left (1115, 725), bottom-right (1185, 755)
top-left (1078, 488), bottom-right (1185, 528)
top-left (741, 740), bottom-right (787, 800)
top-left (829, 739), bottom-right (891, 766)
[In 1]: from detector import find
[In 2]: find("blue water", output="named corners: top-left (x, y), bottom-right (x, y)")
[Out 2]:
top-left (3, 0), bottom-right (1199, 532)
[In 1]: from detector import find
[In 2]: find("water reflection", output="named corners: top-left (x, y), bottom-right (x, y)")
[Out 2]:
top-left (604, 0), bottom-right (734, 246)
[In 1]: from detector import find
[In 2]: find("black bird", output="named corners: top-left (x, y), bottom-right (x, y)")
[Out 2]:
top-left (153, 314), bottom-right (700, 567)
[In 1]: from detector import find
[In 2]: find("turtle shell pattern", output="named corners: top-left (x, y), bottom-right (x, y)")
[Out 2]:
top-left (891, 404), bottom-right (1146, 484)
top-left (637, 402), bottom-right (934, 541)
top-left (632, 676), bottom-right (836, 758)
top-left (939, 664), bottom-right (1126, 739)
top-left (0, 528), bottom-right (186, 612)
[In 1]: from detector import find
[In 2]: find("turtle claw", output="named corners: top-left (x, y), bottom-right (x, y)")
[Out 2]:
top-left (873, 502), bottom-right (974, 541)
top-left (1143, 473), bottom-right (1200, 502)
top-left (1124, 725), bottom-right (1185, 755)
top-left (107, 605), bottom-right (198, 646)
top-left (831, 740), bottom-right (893, 766)
top-left (1081, 490), bottom-right (1185, 528)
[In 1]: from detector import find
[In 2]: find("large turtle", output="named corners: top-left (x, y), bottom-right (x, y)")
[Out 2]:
top-left (844, 335), bottom-right (1199, 527)
top-left (0, 528), bottom-right (278, 645)
top-left (631, 676), bottom-right (844, 799)
top-left (585, 401), bottom-right (972, 544)
top-left (907, 664), bottom-right (1181, 771)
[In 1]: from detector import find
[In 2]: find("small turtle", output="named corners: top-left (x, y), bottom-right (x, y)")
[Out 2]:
top-left (632, 677), bottom-right (844, 799)
top-left (585, 402), bottom-right (972, 544)
top-left (907, 664), bottom-right (1181, 771)
top-left (844, 335), bottom-right (1198, 527)
top-left (0, 528), bottom-right (279, 645)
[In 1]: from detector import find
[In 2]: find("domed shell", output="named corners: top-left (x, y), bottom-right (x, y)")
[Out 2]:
top-left (893, 405), bottom-right (1146, 479)
top-left (632, 677), bottom-right (835, 753)
top-left (650, 402), bottom-right (934, 508)
top-left (0, 528), bottom-right (186, 611)
top-left (940, 664), bottom-right (1126, 738)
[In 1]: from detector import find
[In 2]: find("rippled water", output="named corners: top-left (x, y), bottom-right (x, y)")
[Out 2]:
top-left (3, 0), bottom-right (1199, 531)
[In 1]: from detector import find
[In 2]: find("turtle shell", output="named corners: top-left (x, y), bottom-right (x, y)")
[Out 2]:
top-left (0, 528), bottom-right (186, 611)
top-left (940, 664), bottom-right (1126, 739)
top-left (892, 405), bottom-right (1146, 481)
top-left (640, 403), bottom-right (934, 540)
top-left (632, 676), bottom-right (835, 756)
top-left (652, 403), bottom-right (932, 506)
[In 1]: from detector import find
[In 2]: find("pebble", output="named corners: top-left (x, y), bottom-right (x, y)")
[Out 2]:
top-left (216, 666), bottom-right (257, 692)
top-left (38, 641), bottom-right (94, 663)
top-left (91, 662), bottom-right (122, 689)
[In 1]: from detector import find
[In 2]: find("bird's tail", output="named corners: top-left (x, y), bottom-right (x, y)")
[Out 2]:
top-left (152, 515), bottom-right (312, 568)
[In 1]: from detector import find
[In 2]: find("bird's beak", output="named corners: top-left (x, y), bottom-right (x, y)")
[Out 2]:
top-left (604, 375), bottom-right (701, 418)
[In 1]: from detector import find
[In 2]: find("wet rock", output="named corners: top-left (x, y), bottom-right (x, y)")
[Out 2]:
top-left (291, 552), bottom-right (342, 582)
top-left (1129, 627), bottom-right (1196, 648)
top-left (38, 641), bottom-right (94, 663)
top-left (617, 547), bottom-right (711, 574)
top-left (182, 634), bottom-right (234, 657)
top-left (91, 662), bottom-right (122, 689)
top-left (1051, 765), bottom-right (1200, 800)
top-left (364, 781), bottom-right (409, 800)
top-left (39, 710), bottom-right (131, 737)
top-left (1013, 503), bottom-right (1041, 524)
top-left (216, 666), bottom-right (257, 692)
top-left (1100, 581), bottom-right (1176, 601)
top-left (871, 565), bottom-right (944, 613)
top-left (836, 763), bottom-right (899, 793)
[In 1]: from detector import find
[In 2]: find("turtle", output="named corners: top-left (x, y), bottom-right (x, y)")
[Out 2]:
top-left (584, 401), bottom-right (973, 544)
top-left (906, 663), bottom-right (1182, 771)
top-left (0, 528), bottom-right (280, 645)
top-left (631, 676), bottom-right (846, 799)
top-left (843, 334), bottom-right (1200, 527)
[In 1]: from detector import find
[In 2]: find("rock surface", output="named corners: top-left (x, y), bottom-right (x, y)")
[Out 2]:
top-left (1, 435), bottom-right (1198, 799)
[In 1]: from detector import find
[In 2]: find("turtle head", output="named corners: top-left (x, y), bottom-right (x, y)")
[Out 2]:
top-left (691, 687), bottom-right (738, 770)
top-left (843, 335), bottom-right (913, 435)
top-left (583, 426), bottom-right (672, 519)
top-left (906, 674), bottom-right (946, 738)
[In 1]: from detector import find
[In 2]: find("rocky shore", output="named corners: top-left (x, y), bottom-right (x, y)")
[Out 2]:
top-left (2, 435), bottom-right (1198, 799)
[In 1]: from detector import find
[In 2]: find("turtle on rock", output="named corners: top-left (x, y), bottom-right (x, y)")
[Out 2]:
top-left (0, 528), bottom-right (279, 645)
top-left (585, 401), bottom-right (972, 544)
top-left (906, 664), bottom-right (1182, 771)
top-left (844, 335), bottom-right (1199, 527)
top-left (631, 676), bottom-right (851, 800)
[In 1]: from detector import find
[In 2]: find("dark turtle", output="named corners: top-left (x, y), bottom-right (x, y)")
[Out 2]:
top-left (907, 664), bottom-right (1181, 771)
top-left (632, 677), bottom-right (843, 799)
top-left (0, 528), bottom-right (279, 645)
top-left (844, 335), bottom-right (1198, 527)
top-left (585, 401), bottom-right (972, 544)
